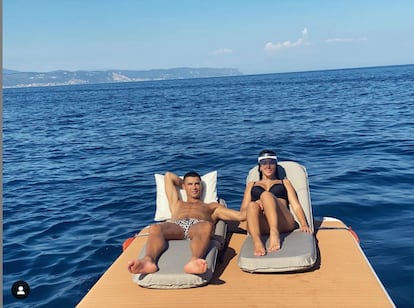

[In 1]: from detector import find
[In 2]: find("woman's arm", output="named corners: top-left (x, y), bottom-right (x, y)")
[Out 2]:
top-left (236, 181), bottom-right (256, 220)
top-left (239, 181), bottom-right (255, 214)
top-left (284, 179), bottom-right (312, 233)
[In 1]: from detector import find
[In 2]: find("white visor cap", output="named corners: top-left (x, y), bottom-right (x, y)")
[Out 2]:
top-left (258, 154), bottom-right (278, 163)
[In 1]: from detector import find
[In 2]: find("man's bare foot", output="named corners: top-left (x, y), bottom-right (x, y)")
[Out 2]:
top-left (253, 241), bottom-right (266, 256)
top-left (268, 233), bottom-right (281, 252)
top-left (184, 258), bottom-right (208, 274)
top-left (127, 258), bottom-right (158, 274)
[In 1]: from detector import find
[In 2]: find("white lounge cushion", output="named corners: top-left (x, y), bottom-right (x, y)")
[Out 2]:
top-left (238, 161), bottom-right (317, 273)
top-left (134, 240), bottom-right (219, 289)
top-left (154, 171), bottom-right (218, 221)
top-left (135, 197), bottom-right (227, 289)
top-left (246, 161), bottom-right (314, 231)
top-left (238, 231), bottom-right (317, 272)
top-left (134, 219), bottom-right (227, 289)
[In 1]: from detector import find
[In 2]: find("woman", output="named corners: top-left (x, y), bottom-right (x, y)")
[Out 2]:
top-left (240, 150), bottom-right (312, 256)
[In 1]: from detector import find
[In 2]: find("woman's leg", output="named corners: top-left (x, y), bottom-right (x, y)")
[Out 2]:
top-left (260, 192), bottom-right (281, 251)
top-left (247, 201), bottom-right (267, 256)
top-left (274, 198), bottom-right (296, 233)
top-left (260, 192), bottom-right (296, 252)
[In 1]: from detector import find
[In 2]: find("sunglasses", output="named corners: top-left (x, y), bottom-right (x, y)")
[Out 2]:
top-left (259, 159), bottom-right (277, 166)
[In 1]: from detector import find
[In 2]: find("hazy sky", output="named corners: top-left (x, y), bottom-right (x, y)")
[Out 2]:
top-left (4, 0), bottom-right (414, 74)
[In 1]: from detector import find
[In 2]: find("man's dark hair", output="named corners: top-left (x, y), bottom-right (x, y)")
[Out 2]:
top-left (183, 171), bottom-right (201, 181)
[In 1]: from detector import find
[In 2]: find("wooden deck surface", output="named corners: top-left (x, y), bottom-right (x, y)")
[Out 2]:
top-left (77, 219), bottom-right (394, 307)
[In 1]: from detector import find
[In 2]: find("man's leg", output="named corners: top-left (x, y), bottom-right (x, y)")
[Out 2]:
top-left (127, 222), bottom-right (184, 274)
top-left (184, 221), bottom-right (214, 274)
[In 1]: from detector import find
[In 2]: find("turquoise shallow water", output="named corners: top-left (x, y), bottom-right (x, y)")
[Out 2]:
top-left (3, 65), bottom-right (414, 307)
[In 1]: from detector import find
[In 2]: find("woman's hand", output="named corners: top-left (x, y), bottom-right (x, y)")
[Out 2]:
top-left (300, 225), bottom-right (313, 233)
top-left (255, 201), bottom-right (264, 211)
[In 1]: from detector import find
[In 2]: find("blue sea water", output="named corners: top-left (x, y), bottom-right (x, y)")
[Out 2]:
top-left (2, 65), bottom-right (414, 307)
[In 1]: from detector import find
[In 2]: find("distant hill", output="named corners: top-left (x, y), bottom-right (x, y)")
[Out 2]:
top-left (3, 69), bottom-right (21, 75)
top-left (2, 67), bottom-right (242, 88)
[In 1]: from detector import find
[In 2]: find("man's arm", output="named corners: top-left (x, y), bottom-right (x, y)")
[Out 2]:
top-left (164, 172), bottom-right (182, 214)
top-left (212, 204), bottom-right (246, 222)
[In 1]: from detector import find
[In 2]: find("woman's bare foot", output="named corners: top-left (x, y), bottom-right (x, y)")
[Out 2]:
top-left (268, 233), bottom-right (281, 252)
top-left (184, 258), bottom-right (208, 274)
top-left (127, 258), bottom-right (158, 274)
top-left (253, 240), bottom-right (266, 256)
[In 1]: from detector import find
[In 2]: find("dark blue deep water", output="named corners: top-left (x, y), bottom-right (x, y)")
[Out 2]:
top-left (3, 65), bottom-right (414, 307)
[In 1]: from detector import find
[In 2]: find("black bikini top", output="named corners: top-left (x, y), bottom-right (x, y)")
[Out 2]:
top-left (250, 180), bottom-right (288, 202)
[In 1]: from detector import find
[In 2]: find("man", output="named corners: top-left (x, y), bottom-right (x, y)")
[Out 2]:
top-left (127, 171), bottom-right (245, 275)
